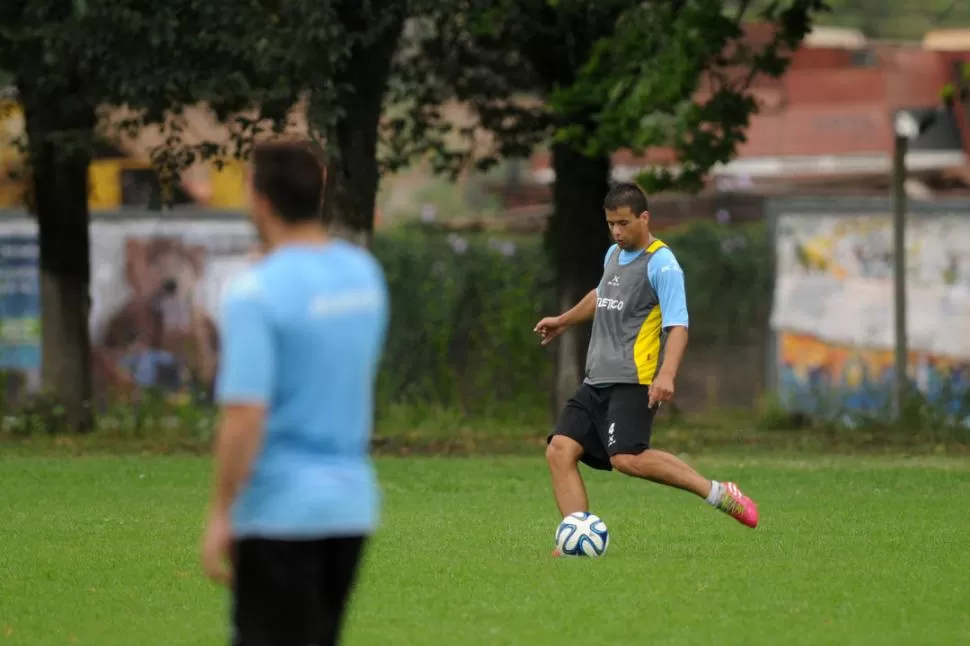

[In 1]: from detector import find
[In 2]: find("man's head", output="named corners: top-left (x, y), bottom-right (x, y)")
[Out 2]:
top-left (603, 181), bottom-right (650, 251)
top-left (247, 141), bottom-right (325, 247)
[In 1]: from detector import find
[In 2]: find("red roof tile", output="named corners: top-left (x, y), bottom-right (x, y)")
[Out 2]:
top-left (783, 68), bottom-right (885, 104)
top-left (789, 48), bottom-right (854, 70)
top-left (881, 48), bottom-right (951, 107)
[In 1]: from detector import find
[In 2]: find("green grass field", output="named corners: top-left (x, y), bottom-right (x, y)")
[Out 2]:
top-left (2, 453), bottom-right (968, 645)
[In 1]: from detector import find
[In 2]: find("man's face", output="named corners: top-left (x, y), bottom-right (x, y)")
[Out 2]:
top-left (605, 206), bottom-right (648, 250)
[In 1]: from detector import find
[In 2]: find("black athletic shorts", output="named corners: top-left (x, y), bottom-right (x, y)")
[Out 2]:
top-left (547, 383), bottom-right (657, 471)
top-left (231, 535), bottom-right (367, 646)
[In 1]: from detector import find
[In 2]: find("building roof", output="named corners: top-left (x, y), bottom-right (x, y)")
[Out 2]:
top-left (530, 36), bottom-right (970, 187)
top-left (923, 29), bottom-right (970, 52)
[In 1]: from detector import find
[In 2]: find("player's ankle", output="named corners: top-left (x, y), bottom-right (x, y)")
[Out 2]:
top-left (704, 480), bottom-right (724, 507)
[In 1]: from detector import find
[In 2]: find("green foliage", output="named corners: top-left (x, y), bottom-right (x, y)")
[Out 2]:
top-left (3, 3), bottom-right (266, 152)
top-left (0, 219), bottom-right (772, 426)
top-left (370, 222), bottom-right (772, 413)
top-left (382, 0), bottom-right (552, 177)
top-left (554, 0), bottom-right (828, 193)
top-left (0, 386), bottom-right (217, 443)
top-left (384, 0), bottom-right (828, 193)
top-left (372, 228), bottom-right (556, 417)
top-left (0, 0), bottom-right (397, 430)
top-left (735, 0), bottom-right (970, 40)
top-left (812, 0), bottom-right (970, 38)
top-left (664, 220), bottom-right (773, 345)
top-left (384, 0), bottom-right (829, 403)
top-left (0, 1), bottom-right (414, 178)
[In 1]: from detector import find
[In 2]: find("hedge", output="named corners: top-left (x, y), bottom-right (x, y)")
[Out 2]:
top-left (372, 220), bottom-right (772, 415)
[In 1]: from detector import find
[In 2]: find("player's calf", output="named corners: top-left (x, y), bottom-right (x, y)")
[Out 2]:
top-left (545, 435), bottom-right (589, 517)
top-left (609, 451), bottom-right (759, 529)
top-left (609, 450), bottom-right (711, 498)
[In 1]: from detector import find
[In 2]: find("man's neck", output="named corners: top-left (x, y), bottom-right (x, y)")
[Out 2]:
top-left (266, 222), bottom-right (329, 252)
top-left (628, 233), bottom-right (654, 254)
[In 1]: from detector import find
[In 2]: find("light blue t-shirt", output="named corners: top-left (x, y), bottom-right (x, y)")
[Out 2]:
top-left (603, 243), bottom-right (689, 330)
top-left (215, 240), bottom-right (389, 540)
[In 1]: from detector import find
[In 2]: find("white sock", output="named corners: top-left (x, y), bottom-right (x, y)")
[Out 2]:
top-left (705, 480), bottom-right (724, 507)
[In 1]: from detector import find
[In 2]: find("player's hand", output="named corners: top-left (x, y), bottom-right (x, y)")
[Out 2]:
top-left (201, 511), bottom-right (233, 586)
top-left (534, 316), bottom-right (568, 346)
top-left (649, 373), bottom-right (675, 408)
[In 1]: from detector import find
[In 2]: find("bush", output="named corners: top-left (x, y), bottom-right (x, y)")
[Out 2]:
top-left (662, 219), bottom-right (772, 345)
top-left (0, 220), bottom-right (777, 428)
top-left (371, 220), bottom-right (773, 415)
top-left (373, 229), bottom-right (556, 418)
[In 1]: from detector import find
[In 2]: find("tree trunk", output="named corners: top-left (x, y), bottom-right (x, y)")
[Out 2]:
top-left (322, 7), bottom-right (405, 247)
top-left (22, 100), bottom-right (96, 433)
top-left (546, 143), bottom-right (611, 413)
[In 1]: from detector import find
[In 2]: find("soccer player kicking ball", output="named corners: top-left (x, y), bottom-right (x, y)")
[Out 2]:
top-left (535, 182), bottom-right (758, 549)
top-left (200, 141), bottom-right (389, 646)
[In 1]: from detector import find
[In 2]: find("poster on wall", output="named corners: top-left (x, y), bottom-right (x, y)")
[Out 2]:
top-left (771, 212), bottom-right (970, 416)
top-left (0, 215), bottom-right (256, 401)
top-left (0, 234), bottom-right (41, 395)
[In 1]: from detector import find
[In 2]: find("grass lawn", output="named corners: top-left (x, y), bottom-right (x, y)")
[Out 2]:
top-left (1, 453), bottom-right (968, 645)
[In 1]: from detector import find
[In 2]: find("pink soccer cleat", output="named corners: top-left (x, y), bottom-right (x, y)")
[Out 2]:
top-left (717, 482), bottom-right (759, 528)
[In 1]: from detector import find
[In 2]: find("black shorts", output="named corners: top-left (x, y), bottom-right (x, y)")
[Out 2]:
top-left (547, 383), bottom-right (657, 471)
top-left (231, 535), bottom-right (367, 646)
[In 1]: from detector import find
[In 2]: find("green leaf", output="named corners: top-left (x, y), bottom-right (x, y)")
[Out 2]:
top-left (393, 0), bottom-right (827, 195)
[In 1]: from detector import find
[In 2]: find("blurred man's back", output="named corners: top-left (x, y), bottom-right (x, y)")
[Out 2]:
top-left (200, 141), bottom-right (388, 646)
top-left (226, 242), bottom-right (388, 538)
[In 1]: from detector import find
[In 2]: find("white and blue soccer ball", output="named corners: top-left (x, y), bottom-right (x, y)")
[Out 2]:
top-left (555, 511), bottom-right (610, 558)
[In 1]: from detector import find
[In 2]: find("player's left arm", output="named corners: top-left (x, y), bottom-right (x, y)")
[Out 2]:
top-left (649, 249), bottom-right (689, 403)
top-left (202, 275), bottom-right (275, 584)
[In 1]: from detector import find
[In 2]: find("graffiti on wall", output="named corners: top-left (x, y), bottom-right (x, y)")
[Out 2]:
top-left (772, 213), bottom-right (970, 417)
top-left (0, 235), bottom-right (40, 400)
top-left (778, 332), bottom-right (970, 416)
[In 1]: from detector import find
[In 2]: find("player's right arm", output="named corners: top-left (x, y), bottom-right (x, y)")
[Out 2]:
top-left (533, 289), bottom-right (596, 346)
top-left (534, 288), bottom-right (597, 346)
top-left (534, 244), bottom-right (614, 345)
top-left (202, 271), bottom-right (275, 586)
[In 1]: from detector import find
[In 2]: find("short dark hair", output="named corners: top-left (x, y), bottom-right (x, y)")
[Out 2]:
top-left (603, 181), bottom-right (648, 214)
top-left (250, 141), bottom-right (324, 223)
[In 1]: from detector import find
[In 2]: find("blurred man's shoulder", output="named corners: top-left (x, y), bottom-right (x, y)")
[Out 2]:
top-left (223, 267), bottom-right (265, 303)
top-left (331, 240), bottom-right (386, 279)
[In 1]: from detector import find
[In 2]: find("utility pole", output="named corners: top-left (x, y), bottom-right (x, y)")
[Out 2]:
top-left (890, 132), bottom-right (908, 420)
top-left (889, 107), bottom-right (942, 419)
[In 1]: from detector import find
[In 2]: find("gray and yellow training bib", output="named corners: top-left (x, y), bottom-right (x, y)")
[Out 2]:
top-left (584, 239), bottom-right (669, 387)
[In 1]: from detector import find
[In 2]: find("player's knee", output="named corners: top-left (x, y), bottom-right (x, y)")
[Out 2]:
top-left (610, 449), bottom-right (659, 478)
top-left (546, 435), bottom-right (582, 470)
top-left (609, 453), bottom-right (639, 475)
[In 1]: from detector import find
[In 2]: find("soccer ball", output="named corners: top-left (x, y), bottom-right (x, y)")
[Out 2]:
top-left (555, 511), bottom-right (610, 557)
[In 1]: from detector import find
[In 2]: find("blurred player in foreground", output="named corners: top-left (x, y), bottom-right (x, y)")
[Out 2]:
top-left (535, 182), bottom-right (759, 546)
top-left (201, 141), bottom-right (389, 645)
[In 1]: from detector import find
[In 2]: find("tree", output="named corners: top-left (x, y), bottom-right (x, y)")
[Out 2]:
top-left (0, 0), bottom-right (347, 431)
top-left (810, 0), bottom-right (968, 39)
top-left (320, 1), bottom-right (409, 246)
top-left (385, 0), bottom-right (828, 410)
